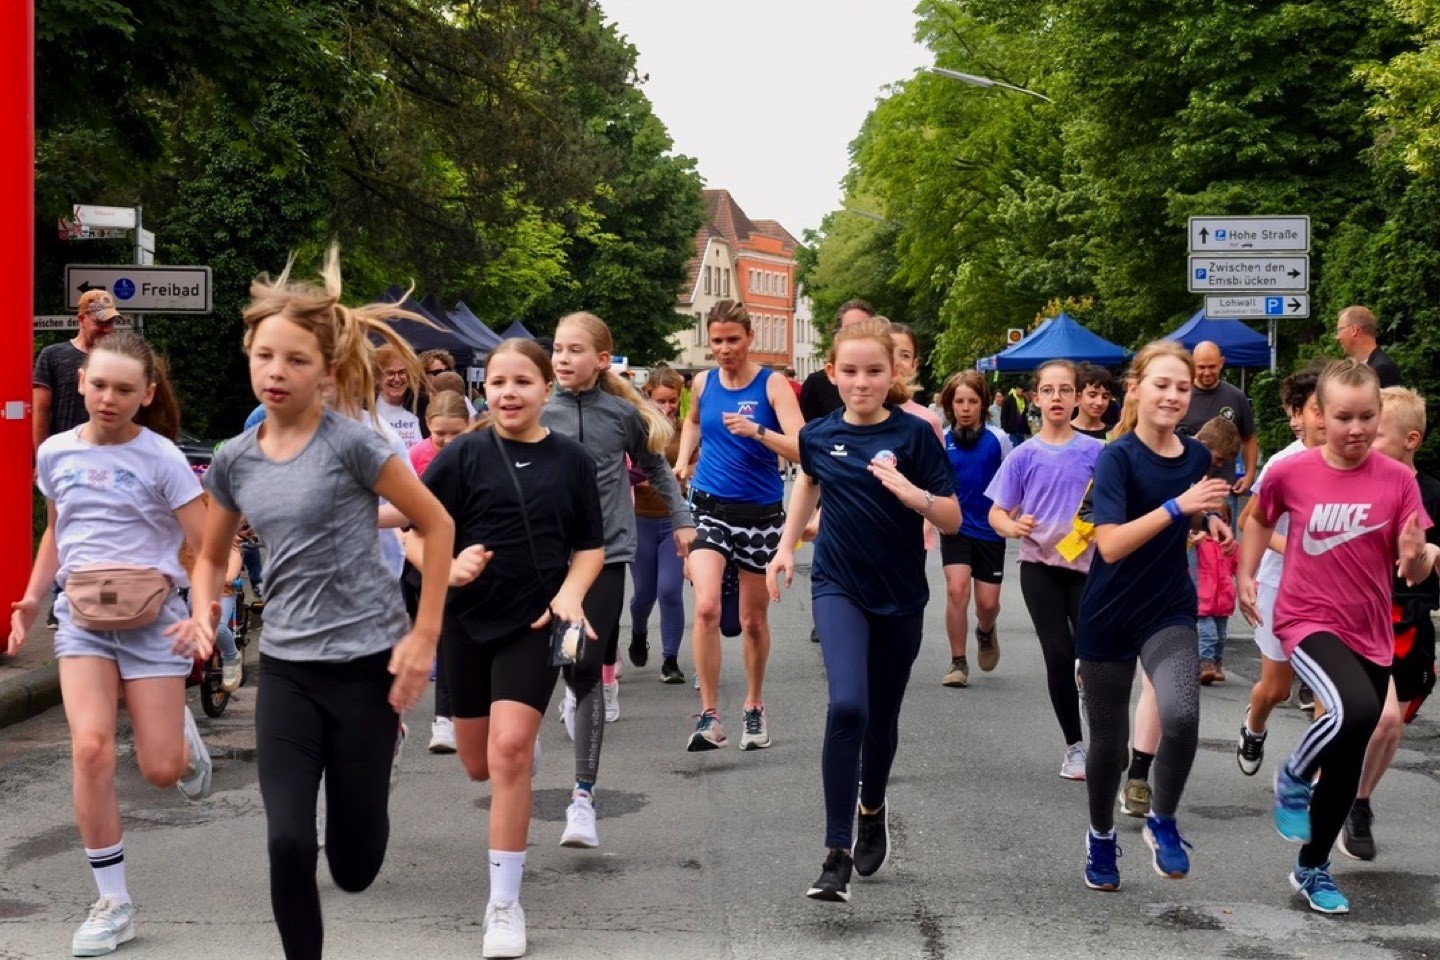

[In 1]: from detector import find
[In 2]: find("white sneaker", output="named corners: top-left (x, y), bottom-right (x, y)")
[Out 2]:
top-left (220, 656), bottom-right (243, 692)
top-left (72, 898), bottom-right (136, 957)
top-left (603, 681), bottom-right (620, 722)
top-left (560, 789), bottom-right (599, 848)
top-left (482, 900), bottom-right (527, 958)
top-left (389, 722), bottom-right (408, 794)
top-left (428, 717), bottom-right (457, 754)
top-left (176, 706), bottom-right (212, 801)
top-left (1060, 742), bottom-right (1088, 781)
top-left (559, 687), bottom-right (576, 742)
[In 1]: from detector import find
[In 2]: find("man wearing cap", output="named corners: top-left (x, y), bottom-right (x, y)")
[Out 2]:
top-left (32, 290), bottom-right (121, 451)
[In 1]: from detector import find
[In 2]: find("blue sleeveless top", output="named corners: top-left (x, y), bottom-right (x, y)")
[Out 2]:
top-left (692, 367), bottom-right (783, 504)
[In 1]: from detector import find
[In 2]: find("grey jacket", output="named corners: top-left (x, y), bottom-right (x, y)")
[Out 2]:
top-left (541, 385), bottom-right (694, 564)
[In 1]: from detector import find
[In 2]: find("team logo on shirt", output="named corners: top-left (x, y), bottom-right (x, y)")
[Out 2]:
top-left (871, 450), bottom-right (897, 468)
top-left (829, 444), bottom-right (848, 458)
top-left (1301, 503), bottom-right (1388, 556)
top-left (736, 401), bottom-right (758, 417)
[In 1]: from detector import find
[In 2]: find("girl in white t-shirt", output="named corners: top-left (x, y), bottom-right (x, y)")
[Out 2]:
top-left (9, 330), bottom-right (210, 957)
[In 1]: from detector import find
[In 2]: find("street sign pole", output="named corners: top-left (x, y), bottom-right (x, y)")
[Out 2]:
top-left (1269, 318), bottom-right (1277, 374)
top-left (132, 204), bottom-right (145, 336)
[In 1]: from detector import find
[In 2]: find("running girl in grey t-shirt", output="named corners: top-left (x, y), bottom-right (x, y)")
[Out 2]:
top-left (177, 248), bottom-right (454, 960)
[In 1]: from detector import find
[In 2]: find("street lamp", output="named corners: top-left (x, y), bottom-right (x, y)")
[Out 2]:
top-left (930, 67), bottom-right (1053, 103)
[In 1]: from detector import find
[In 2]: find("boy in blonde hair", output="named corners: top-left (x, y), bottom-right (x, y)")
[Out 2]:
top-left (1342, 386), bottom-right (1440, 861)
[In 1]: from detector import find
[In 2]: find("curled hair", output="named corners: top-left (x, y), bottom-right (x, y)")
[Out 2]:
top-left (828, 318), bottom-right (911, 405)
top-left (940, 370), bottom-right (990, 421)
top-left (242, 245), bottom-right (430, 423)
top-left (419, 348), bottom-right (455, 372)
top-left (425, 390), bottom-right (469, 423)
top-left (87, 330), bottom-right (181, 440)
top-left (1280, 361), bottom-right (1326, 414)
top-left (1316, 357), bottom-right (1381, 410)
top-left (556, 312), bottom-right (673, 453)
top-left (1112, 341), bottom-right (1195, 438)
top-left (1076, 362), bottom-right (1113, 393)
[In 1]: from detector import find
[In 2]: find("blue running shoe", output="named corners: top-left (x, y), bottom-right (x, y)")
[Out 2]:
top-left (1291, 861), bottom-right (1349, 914)
top-left (1084, 830), bottom-right (1122, 891)
top-left (1274, 763), bottom-right (1313, 842)
top-left (1143, 816), bottom-right (1193, 878)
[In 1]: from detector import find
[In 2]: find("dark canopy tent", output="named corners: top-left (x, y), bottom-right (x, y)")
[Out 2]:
top-left (1163, 310), bottom-right (1270, 368)
top-left (500, 320), bottom-right (534, 341)
top-left (446, 299), bottom-right (504, 350)
top-left (977, 313), bottom-right (1131, 371)
top-left (377, 287), bottom-right (484, 367)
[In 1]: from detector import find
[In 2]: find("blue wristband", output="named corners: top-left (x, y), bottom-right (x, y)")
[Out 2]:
top-left (1163, 498), bottom-right (1184, 522)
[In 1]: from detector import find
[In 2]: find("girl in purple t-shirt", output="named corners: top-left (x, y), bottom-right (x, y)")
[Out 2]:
top-left (984, 359), bottom-right (1104, 780)
top-left (1239, 359), bottom-right (1429, 916)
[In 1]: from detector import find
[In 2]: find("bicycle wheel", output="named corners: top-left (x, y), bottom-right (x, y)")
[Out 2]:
top-left (199, 655), bottom-right (230, 718)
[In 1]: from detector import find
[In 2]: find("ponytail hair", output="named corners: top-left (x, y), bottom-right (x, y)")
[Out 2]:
top-left (828, 318), bottom-right (911, 405)
top-left (1112, 341), bottom-right (1194, 438)
top-left (88, 330), bottom-right (181, 440)
top-left (556, 311), bottom-right (673, 453)
top-left (426, 390), bottom-right (469, 423)
top-left (242, 244), bottom-right (430, 423)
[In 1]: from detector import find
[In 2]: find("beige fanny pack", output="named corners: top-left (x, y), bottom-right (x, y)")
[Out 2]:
top-left (64, 564), bottom-right (174, 632)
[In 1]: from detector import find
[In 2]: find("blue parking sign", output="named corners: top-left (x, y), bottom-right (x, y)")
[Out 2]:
top-left (1265, 297), bottom-right (1282, 316)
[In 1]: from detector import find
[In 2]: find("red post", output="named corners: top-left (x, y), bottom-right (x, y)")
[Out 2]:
top-left (1, 4), bottom-right (35, 605)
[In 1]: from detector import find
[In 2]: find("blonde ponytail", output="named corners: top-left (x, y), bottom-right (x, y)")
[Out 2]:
top-left (557, 311), bottom-right (672, 453)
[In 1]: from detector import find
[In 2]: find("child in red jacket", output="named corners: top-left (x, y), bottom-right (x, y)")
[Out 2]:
top-left (1197, 501), bottom-right (1238, 684)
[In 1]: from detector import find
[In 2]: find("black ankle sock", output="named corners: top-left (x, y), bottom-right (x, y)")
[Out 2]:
top-left (1353, 797), bottom-right (1371, 812)
top-left (1128, 749), bottom-right (1154, 781)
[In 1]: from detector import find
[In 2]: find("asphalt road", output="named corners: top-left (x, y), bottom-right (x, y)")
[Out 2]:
top-left (2, 544), bottom-right (1439, 959)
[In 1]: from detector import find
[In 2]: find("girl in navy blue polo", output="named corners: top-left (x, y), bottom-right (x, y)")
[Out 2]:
top-left (767, 319), bottom-right (959, 904)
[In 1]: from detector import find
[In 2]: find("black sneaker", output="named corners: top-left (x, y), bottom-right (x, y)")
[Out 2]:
top-left (1339, 802), bottom-right (1376, 861)
top-left (1237, 711), bottom-right (1267, 777)
top-left (660, 656), bottom-right (685, 684)
top-left (46, 605), bottom-right (59, 630)
top-left (628, 631), bottom-right (649, 668)
top-left (852, 804), bottom-right (890, 877)
top-left (806, 848), bottom-right (853, 902)
top-left (810, 625), bottom-right (821, 644)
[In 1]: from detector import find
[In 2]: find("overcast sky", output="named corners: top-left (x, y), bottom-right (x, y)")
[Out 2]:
top-left (598, 0), bottom-right (931, 239)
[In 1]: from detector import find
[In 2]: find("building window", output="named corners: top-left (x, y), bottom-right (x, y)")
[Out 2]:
top-left (695, 311), bottom-right (704, 346)
top-left (703, 266), bottom-right (712, 296)
top-left (723, 269), bottom-right (730, 297)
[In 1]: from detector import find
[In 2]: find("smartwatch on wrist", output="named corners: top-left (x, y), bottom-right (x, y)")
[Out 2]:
top-left (756, 424), bottom-right (767, 438)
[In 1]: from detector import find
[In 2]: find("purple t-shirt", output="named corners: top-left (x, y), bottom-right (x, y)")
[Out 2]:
top-left (984, 433), bottom-right (1104, 572)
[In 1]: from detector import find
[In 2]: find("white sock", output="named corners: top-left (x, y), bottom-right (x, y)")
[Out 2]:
top-left (86, 840), bottom-right (130, 904)
top-left (1089, 828), bottom-right (1116, 841)
top-left (488, 849), bottom-right (526, 906)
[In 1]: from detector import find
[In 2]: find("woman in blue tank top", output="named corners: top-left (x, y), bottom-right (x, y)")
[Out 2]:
top-left (675, 299), bottom-right (805, 753)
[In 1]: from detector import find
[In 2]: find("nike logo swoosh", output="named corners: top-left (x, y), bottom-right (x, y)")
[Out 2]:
top-left (1301, 521), bottom-right (1389, 556)
top-left (515, 461), bottom-right (531, 468)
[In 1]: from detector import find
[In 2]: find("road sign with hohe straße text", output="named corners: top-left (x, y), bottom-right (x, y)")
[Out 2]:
top-left (1188, 216), bottom-right (1309, 253)
top-left (65, 265), bottom-right (211, 314)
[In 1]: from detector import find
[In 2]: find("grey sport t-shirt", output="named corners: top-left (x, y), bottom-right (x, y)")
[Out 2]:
top-left (207, 409), bottom-right (409, 662)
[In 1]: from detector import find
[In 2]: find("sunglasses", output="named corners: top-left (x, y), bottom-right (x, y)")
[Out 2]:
top-left (427, 367), bottom-right (448, 375)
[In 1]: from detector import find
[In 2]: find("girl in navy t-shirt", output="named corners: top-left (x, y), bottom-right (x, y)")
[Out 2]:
top-left (767, 319), bottom-right (959, 904)
top-left (1075, 341), bottom-right (1232, 894)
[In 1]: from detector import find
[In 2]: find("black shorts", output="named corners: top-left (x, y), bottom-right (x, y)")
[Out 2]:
top-left (1393, 600), bottom-right (1436, 718)
top-left (939, 533), bottom-right (1006, 584)
top-left (690, 492), bottom-right (785, 574)
top-left (444, 628), bottom-right (559, 720)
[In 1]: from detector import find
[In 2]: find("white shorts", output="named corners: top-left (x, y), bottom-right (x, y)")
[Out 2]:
top-left (1252, 581), bottom-right (1287, 662)
top-left (53, 591), bottom-right (192, 681)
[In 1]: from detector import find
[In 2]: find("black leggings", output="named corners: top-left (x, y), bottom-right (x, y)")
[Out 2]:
top-left (1080, 625), bottom-right (1199, 834)
top-left (1019, 562), bottom-right (1086, 745)
top-left (256, 651), bottom-right (397, 960)
top-left (403, 576), bottom-right (449, 718)
top-left (1289, 632), bottom-right (1389, 869)
top-left (565, 563), bottom-right (627, 785)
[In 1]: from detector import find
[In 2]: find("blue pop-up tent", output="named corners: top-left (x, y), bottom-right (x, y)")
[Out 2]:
top-left (1163, 310), bottom-right (1270, 368)
top-left (500, 320), bottom-right (535, 341)
top-left (447, 300), bottom-right (504, 350)
top-left (977, 313), bottom-right (1131, 371)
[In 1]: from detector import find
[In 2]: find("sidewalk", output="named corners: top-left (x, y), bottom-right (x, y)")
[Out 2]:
top-left (0, 595), bottom-right (60, 728)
